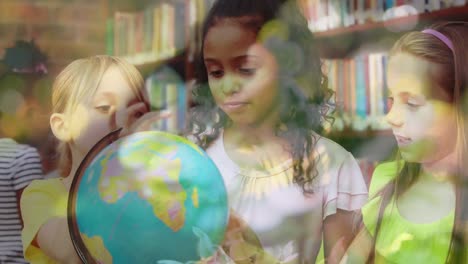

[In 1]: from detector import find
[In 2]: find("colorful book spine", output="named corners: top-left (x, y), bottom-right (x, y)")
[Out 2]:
top-left (323, 52), bottom-right (390, 130)
top-left (303, 0), bottom-right (467, 32)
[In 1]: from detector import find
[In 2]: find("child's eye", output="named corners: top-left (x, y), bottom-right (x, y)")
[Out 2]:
top-left (406, 101), bottom-right (421, 110)
top-left (95, 105), bottom-right (112, 113)
top-left (407, 102), bottom-right (419, 107)
top-left (209, 70), bottom-right (224, 78)
top-left (239, 68), bottom-right (256, 75)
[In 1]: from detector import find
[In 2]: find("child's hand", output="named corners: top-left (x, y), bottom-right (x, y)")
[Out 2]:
top-left (118, 102), bottom-right (171, 137)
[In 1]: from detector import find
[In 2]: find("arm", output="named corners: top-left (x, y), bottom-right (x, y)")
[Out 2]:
top-left (323, 209), bottom-right (355, 264)
top-left (36, 217), bottom-right (82, 264)
top-left (339, 225), bottom-right (373, 264)
top-left (322, 152), bottom-right (369, 263)
top-left (118, 102), bottom-right (171, 136)
top-left (20, 181), bottom-right (81, 264)
top-left (34, 177), bottom-right (81, 264)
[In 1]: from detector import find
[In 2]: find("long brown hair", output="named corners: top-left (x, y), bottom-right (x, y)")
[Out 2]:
top-left (370, 21), bottom-right (468, 263)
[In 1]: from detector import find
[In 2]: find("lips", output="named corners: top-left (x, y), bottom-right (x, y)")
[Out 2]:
top-left (394, 134), bottom-right (412, 146)
top-left (223, 101), bottom-right (248, 111)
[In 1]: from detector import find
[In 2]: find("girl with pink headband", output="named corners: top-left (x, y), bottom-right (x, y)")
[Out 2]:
top-left (342, 21), bottom-right (468, 263)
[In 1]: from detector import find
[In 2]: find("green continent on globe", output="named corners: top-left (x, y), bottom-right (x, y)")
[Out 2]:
top-left (96, 142), bottom-right (188, 232)
top-left (81, 233), bottom-right (113, 263)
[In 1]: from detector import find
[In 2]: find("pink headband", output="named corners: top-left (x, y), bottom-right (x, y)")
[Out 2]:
top-left (422, 29), bottom-right (454, 52)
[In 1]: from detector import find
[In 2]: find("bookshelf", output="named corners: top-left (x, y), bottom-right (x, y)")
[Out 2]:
top-left (313, 4), bottom-right (468, 58)
top-left (304, 1), bottom-right (468, 178)
top-left (105, 0), bottom-right (215, 134)
top-left (314, 4), bottom-right (468, 38)
top-left (106, 0), bottom-right (188, 70)
top-left (311, 1), bottom-right (468, 134)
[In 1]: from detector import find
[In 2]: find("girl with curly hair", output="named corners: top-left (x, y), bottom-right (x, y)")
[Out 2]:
top-left (188, 0), bottom-right (368, 263)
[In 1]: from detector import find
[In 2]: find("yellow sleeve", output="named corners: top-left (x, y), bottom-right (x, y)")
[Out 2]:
top-left (20, 178), bottom-right (67, 264)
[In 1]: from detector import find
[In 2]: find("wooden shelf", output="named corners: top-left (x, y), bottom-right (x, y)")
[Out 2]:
top-left (107, 0), bottom-right (185, 13)
top-left (316, 5), bottom-right (468, 38)
top-left (107, 0), bottom-right (191, 79)
top-left (315, 5), bottom-right (468, 58)
top-left (326, 128), bottom-right (393, 139)
top-left (122, 51), bottom-right (174, 65)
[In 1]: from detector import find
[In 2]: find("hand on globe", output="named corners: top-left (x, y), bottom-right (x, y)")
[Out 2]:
top-left (118, 102), bottom-right (171, 137)
top-left (220, 210), bottom-right (278, 264)
top-left (115, 101), bottom-right (148, 129)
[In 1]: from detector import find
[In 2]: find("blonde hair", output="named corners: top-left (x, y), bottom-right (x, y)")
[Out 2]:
top-left (51, 55), bottom-right (146, 177)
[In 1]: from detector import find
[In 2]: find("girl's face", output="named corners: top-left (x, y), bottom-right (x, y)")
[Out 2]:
top-left (203, 19), bottom-right (280, 128)
top-left (68, 66), bottom-right (143, 159)
top-left (386, 52), bottom-right (457, 164)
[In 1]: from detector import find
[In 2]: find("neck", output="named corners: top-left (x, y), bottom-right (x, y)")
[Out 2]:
top-left (421, 148), bottom-right (459, 182)
top-left (63, 150), bottom-right (84, 187)
top-left (224, 122), bottom-right (279, 148)
top-left (67, 163), bottom-right (79, 180)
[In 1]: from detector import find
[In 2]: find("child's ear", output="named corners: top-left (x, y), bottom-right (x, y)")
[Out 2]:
top-left (50, 113), bottom-right (71, 141)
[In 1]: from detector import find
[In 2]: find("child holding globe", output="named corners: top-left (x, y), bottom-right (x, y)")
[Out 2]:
top-left (20, 55), bottom-right (169, 263)
top-left (188, 0), bottom-right (368, 262)
top-left (342, 22), bottom-right (468, 263)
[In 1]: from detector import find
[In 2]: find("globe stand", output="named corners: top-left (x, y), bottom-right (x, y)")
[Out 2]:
top-left (67, 128), bottom-right (122, 264)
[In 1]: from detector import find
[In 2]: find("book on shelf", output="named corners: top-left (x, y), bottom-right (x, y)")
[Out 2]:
top-left (301, 0), bottom-right (467, 32)
top-left (108, 1), bottom-right (187, 63)
top-left (323, 52), bottom-right (390, 131)
top-left (145, 66), bottom-right (187, 134)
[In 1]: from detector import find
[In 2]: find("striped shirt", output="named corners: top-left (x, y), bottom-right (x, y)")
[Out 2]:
top-left (0, 139), bottom-right (43, 263)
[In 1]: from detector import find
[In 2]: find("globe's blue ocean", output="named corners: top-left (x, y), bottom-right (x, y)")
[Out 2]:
top-left (72, 131), bottom-right (228, 263)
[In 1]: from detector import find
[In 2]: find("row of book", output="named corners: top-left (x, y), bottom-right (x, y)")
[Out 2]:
top-left (145, 66), bottom-right (187, 134)
top-left (323, 53), bottom-right (391, 131)
top-left (107, 1), bottom-right (186, 59)
top-left (112, 0), bottom-right (217, 134)
top-left (302, 0), bottom-right (467, 32)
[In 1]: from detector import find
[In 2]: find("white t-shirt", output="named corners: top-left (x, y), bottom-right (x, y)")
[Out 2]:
top-left (205, 132), bottom-right (368, 263)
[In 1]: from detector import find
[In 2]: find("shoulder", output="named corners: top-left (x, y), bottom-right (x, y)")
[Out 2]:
top-left (373, 161), bottom-right (399, 176)
top-left (0, 138), bottom-right (20, 158)
top-left (204, 133), bottom-right (222, 154)
top-left (23, 178), bottom-right (65, 198)
top-left (313, 134), bottom-right (356, 169)
top-left (21, 178), bottom-right (67, 220)
top-left (0, 138), bottom-right (40, 161)
top-left (16, 143), bottom-right (41, 158)
top-left (316, 135), bottom-right (369, 214)
top-left (310, 135), bottom-right (366, 184)
top-left (369, 161), bottom-right (400, 197)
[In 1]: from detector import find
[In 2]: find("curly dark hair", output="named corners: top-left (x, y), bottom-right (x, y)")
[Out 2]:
top-left (187, 0), bottom-right (334, 194)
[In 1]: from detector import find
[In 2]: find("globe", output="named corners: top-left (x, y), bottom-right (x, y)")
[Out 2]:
top-left (68, 130), bottom-right (228, 264)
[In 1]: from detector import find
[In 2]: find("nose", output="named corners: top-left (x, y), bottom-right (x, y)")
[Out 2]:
top-left (220, 74), bottom-right (242, 96)
top-left (385, 104), bottom-right (403, 128)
